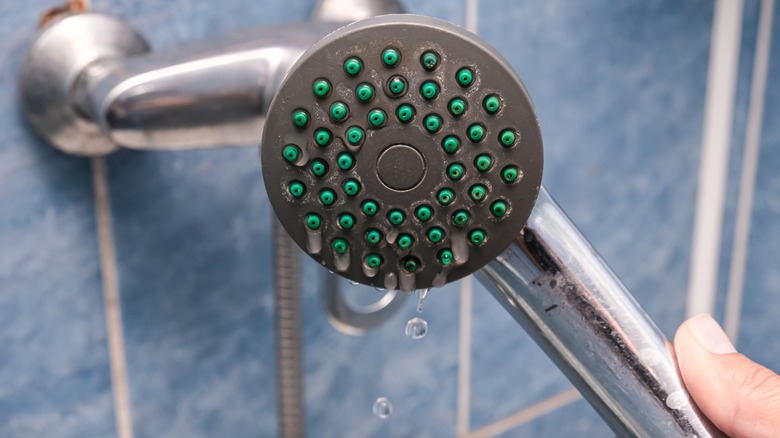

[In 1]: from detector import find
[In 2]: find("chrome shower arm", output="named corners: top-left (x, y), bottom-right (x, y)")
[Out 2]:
top-left (476, 188), bottom-right (722, 437)
top-left (71, 23), bottom-right (337, 151)
top-left (21, 0), bottom-right (401, 157)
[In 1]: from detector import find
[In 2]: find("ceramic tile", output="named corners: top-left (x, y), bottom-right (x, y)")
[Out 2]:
top-left (0, 1), bottom-right (115, 436)
top-left (736, 1), bottom-right (780, 371)
top-left (499, 397), bottom-right (612, 438)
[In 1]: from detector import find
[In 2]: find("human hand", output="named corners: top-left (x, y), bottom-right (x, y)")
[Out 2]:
top-left (675, 314), bottom-right (780, 438)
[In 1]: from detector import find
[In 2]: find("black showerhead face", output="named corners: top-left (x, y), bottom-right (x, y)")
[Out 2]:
top-left (262, 14), bottom-right (543, 291)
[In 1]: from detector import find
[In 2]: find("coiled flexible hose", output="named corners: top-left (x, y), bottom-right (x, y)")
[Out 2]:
top-left (274, 219), bottom-right (304, 438)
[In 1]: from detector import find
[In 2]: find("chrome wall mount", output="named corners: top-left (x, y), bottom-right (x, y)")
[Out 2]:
top-left (20, 4), bottom-right (722, 437)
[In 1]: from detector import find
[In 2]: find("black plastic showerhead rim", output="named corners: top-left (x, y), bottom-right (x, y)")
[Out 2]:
top-left (262, 14), bottom-right (543, 291)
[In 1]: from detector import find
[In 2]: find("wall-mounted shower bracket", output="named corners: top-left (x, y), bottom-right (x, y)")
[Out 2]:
top-left (21, 13), bottom-right (149, 155)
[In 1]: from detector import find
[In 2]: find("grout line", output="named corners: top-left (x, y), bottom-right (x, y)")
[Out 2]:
top-left (686, 0), bottom-right (745, 318)
top-left (464, 388), bottom-right (581, 438)
top-left (457, 3), bottom-right (478, 436)
top-left (724, 0), bottom-right (774, 344)
top-left (456, 276), bottom-right (473, 436)
top-left (92, 157), bottom-right (134, 438)
top-left (466, 0), bottom-right (478, 33)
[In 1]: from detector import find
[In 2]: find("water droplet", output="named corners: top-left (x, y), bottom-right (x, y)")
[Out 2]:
top-left (349, 280), bottom-right (360, 286)
top-left (373, 397), bottom-right (393, 419)
top-left (416, 288), bottom-right (429, 313)
top-left (405, 317), bottom-right (428, 339)
top-left (375, 287), bottom-right (386, 292)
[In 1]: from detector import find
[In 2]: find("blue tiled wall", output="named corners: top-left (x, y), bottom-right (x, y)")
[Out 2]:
top-left (2, 1), bottom-right (778, 437)
top-left (0, 1), bottom-right (115, 436)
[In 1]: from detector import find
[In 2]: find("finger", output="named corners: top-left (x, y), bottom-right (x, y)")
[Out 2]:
top-left (674, 314), bottom-right (780, 438)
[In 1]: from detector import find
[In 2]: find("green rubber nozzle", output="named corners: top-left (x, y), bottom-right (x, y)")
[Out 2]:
top-left (311, 159), bottom-right (328, 177)
top-left (356, 83), bottom-right (375, 103)
top-left (449, 98), bottom-right (466, 117)
top-left (338, 213), bottom-right (355, 230)
top-left (314, 128), bottom-right (332, 146)
top-left (313, 78), bottom-right (331, 97)
top-left (289, 181), bottom-right (305, 198)
top-left (332, 238), bottom-right (349, 254)
top-left (397, 234), bottom-right (414, 249)
top-left (319, 188), bottom-right (336, 206)
top-left (457, 67), bottom-right (474, 87)
top-left (346, 126), bottom-right (365, 146)
top-left (424, 114), bottom-right (442, 133)
top-left (439, 249), bottom-right (454, 265)
top-left (415, 205), bottom-right (433, 221)
top-left (282, 144), bottom-right (300, 163)
top-left (502, 165), bottom-right (519, 183)
top-left (421, 51), bottom-right (439, 71)
top-left (427, 227), bottom-right (444, 243)
top-left (447, 163), bottom-right (465, 181)
top-left (442, 135), bottom-right (460, 154)
top-left (368, 109), bottom-right (387, 128)
top-left (469, 229), bottom-right (486, 246)
top-left (468, 123), bottom-right (485, 142)
top-left (500, 129), bottom-right (517, 147)
top-left (344, 56), bottom-right (363, 76)
top-left (366, 229), bottom-right (383, 245)
top-left (388, 209), bottom-right (405, 225)
top-left (337, 152), bottom-right (355, 170)
top-left (437, 188), bottom-right (455, 205)
top-left (397, 104), bottom-right (415, 123)
top-left (365, 253), bottom-right (383, 268)
top-left (362, 200), bottom-right (378, 216)
top-left (306, 213), bottom-right (321, 230)
top-left (452, 210), bottom-right (470, 227)
top-left (420, 81), bottom-right (439, 100)
top-left (330, 101), bottom-right (349, 122)
top-left (292, 109), bottom-right (309, 128)
top-left (484, 95), bottom-right (501, 114)
top-left (343, 179), bottom-right (360, 196)
top-left (491, 200), bottom-right (508, 217)
top-left (382, 48), bottom-right (400, 67)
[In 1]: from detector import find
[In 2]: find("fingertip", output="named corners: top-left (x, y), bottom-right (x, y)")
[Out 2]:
top-left (675, 314), bottom-right (780, 437)
top-left (674, 315), bottom-right (734, 434)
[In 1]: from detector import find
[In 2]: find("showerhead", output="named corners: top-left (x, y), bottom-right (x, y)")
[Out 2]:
top-left (262, 14), bottom-right (543, 291)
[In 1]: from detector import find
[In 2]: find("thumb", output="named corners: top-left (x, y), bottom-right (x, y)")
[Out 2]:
top-left (674, 314), bottom-right (780, 438)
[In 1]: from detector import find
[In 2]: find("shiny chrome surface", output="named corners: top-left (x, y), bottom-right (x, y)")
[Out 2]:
top-left (476, 187), bottom-right (723, 437)
top-left (21, 1), bottom-right (405, 155)
top-left (20, 13), bottom-right (149, 156)
top-left (73, 22), bottom-right (336, 151)
top-left (312, 0), bottom-right (404, 22)
top-left (322, 273), bottom-right (409, 336)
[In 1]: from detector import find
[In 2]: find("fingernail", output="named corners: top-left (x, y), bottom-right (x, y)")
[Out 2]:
top-left (688, 314), bottom-right (737, 355)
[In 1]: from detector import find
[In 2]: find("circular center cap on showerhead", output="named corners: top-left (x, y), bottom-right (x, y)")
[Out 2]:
top-left (376, 144), bottom-right (426, 191)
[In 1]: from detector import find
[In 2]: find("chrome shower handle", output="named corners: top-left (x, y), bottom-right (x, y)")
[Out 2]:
top-left (21, 13), bottom-right (338, 156)
top-left (478, 188), bottom-right (721, 437)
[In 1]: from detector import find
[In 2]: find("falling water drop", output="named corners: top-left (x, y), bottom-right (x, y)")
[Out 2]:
top-left (373, 397), bottom-right (393, 419)
top-left (405, 317), bottom-right (428, 339)
top-left (416, 288), bottom-right (429, 313)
